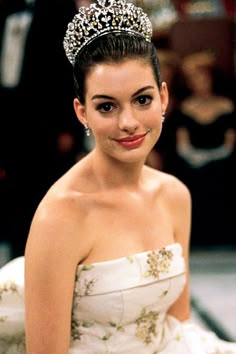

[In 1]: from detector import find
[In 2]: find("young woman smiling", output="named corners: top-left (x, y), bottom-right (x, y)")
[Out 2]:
top-left (0, 1), bottom-right (236, 353)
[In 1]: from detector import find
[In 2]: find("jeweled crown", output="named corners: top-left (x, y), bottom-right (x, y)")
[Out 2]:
top-left (63, 0), bottom-right (153, 65)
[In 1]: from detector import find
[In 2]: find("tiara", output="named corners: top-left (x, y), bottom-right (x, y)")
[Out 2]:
top-left (63, 0), bottom-right (153, 65)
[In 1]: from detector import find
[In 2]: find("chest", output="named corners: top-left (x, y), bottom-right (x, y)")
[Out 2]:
top-left (80, 192), bottom-right (175, 263)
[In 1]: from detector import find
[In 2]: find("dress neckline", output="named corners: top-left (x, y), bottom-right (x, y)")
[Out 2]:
top-left (78, 242), bottom-right (182, 268)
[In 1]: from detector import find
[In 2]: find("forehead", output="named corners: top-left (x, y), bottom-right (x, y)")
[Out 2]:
top-left (85, 59), bottom-right (157, 97)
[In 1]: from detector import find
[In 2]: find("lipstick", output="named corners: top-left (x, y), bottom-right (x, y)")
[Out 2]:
top-left (115, 132), bottom-right (148, 149)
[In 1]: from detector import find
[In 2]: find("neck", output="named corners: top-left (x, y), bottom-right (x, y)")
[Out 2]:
top-left (90, 150), bottom-right (146, 190)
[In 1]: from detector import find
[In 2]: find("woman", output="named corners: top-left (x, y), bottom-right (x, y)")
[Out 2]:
top-left (174, 51), bottom-right (235, 246)
top-left (0, 1), bottom-right (236, 353)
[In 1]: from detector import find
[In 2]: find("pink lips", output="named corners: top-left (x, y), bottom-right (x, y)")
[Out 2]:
top-left (115, 132), bottom-right (148, 149)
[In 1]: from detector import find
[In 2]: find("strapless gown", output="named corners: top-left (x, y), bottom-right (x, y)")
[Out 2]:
top-left (0, 243), bottom-right (236, 353)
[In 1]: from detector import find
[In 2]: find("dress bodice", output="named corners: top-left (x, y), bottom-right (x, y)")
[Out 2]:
top-left (1, 244), bottom-right (236, 353)
top-left (70, 243), bottom-right (185, 353)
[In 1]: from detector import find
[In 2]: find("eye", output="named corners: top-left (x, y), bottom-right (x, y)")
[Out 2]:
top-left (135, 95), bottom-right (152, 106)
top-left (96, 102), bottom-right (115, 113)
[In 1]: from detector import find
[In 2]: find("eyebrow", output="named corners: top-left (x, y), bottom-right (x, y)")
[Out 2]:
top-left (91, 85), bottom-right (155, 101)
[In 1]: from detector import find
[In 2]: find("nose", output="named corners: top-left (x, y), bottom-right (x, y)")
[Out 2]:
top-left (118, 107), bottom-right (139, 133)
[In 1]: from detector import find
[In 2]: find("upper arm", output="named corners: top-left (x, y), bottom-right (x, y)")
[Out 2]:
top-left (167, 178), bottom-right (192, 321)
top-left (24, 198), bottom-right (84, 354)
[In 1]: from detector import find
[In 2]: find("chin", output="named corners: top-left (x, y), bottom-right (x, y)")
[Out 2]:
top-left (113, 149), bottom-right (150, 164)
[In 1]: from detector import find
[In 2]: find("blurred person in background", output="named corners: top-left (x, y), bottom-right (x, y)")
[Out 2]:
top-left (0, 0), bottom-right (87, 258)
top-left (0, 0), bottom-right (35, 258)
top-left (174, 51), bottom-right (235, 246)
top-left (149, 49), bottom-right (235, 247)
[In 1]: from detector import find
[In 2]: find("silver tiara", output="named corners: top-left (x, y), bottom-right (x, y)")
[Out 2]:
top-left (63, 0), bottom-right (153, 65)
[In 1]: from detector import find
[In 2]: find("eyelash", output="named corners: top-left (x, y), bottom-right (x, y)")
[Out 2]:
top-left (96, 95), bottom-right (153, 113)
top-left (135, 95), bottom-right (152, 106)
top-left (96, 102), bottom-right (115, 113)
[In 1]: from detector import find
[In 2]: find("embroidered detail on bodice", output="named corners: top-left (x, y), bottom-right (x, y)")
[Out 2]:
top-left (70, 243), bottom-right (186, 352)
top-left (1, 246), bottom-right (236, 353)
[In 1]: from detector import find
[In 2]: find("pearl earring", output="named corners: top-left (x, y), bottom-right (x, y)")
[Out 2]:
top-left (162, 112), bottom-right (166, 123)
top-left (84, 124), bottom-right (91, 137)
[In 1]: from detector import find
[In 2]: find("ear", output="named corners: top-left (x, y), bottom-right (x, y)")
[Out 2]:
top-left (73, 98), bottom-right (87, 126)
top-left (160, 82), bottom-right (169, 114)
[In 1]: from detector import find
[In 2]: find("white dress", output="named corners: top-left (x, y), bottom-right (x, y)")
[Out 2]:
top-left (0, 243), bottom-right (236, 353)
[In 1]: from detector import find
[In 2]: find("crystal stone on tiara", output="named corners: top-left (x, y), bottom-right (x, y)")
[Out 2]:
top-left (63, 0), bottom-right (153, 66)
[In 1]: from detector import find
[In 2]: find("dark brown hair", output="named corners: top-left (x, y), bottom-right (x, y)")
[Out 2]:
top-left (73, 33), bottom-right (162, 104)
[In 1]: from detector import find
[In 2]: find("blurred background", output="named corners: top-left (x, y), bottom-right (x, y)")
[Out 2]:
top-left (0, 0), bottom-right (235, 341)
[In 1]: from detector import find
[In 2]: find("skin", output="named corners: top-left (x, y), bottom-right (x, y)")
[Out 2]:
top-left (25, 58), bottom-right (191, 353)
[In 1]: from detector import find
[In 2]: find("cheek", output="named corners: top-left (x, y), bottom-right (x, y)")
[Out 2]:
top-left (90, 118), bottom-right (116, 138)
top-left (147, 106), bottom-right (163, 128)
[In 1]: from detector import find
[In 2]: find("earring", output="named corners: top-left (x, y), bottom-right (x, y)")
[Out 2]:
top-left (84, 124), bottom-right (91, 137)
top-left (162, 112), bottom-right (165, 123)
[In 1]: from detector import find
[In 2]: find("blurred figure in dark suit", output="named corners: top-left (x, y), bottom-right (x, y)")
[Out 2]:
top-left (0, 0), bottom-right (86, 258)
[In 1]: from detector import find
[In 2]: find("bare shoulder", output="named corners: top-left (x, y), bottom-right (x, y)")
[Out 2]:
top-left (146, 167), bottom-right (192, 246)
top-left (25, 167), bottom-right (92, 269)
top-left (161, 171), bottom-right (191, 205)
top-left (24, 166), bottom-right (93, 352)
top-left (159, 171), bottom-right (192, 227)
top-left (147, 166), bottom-right (191, 206)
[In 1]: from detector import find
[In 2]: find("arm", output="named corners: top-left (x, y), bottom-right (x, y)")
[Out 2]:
top-left (24, 194), bottom-right (87, 354)
top-left (167, 178), bottom-right (192, 321)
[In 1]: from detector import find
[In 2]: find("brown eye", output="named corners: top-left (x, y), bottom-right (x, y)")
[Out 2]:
top-left (97, 102), bottom-right (114, 112)
top-left (136, 95), bottom-right (152, 105)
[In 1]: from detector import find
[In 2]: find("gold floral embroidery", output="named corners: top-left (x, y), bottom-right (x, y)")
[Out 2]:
top-left (144, 248), bottom-right (173, 279)
top-left (0, 335), bottom-right (25, 354)
top-left (160, 289), bottom-right (169, 298)
top-left (0, 281), bottom-right (21, 325)
top-left (175, 332), bottom-right (181, 341)
top-left (102, 333), bottom-right (112, 341)
top-left (0, 280), bottom-right (25, 351)
top-left (135, 308), bottom-right (159, 344)
top-left (126, 255), bottom-right (134, 263)
top-left (0, 315), bottom-right (7, 322)
top-left (71, 319), bottom-right (95, 341)
top-left (71, 319), bottom-right (82, 341)
top-left (81, 264), bottom-right (94, 271)
top-left (0, 280), bottom-right (18, 301)
top-left (109, 322), bottom-right (124, 331)
top-left (71, 269), bottom-right (96, 341)
top-left (74, 272), bottom-right (96, 298)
